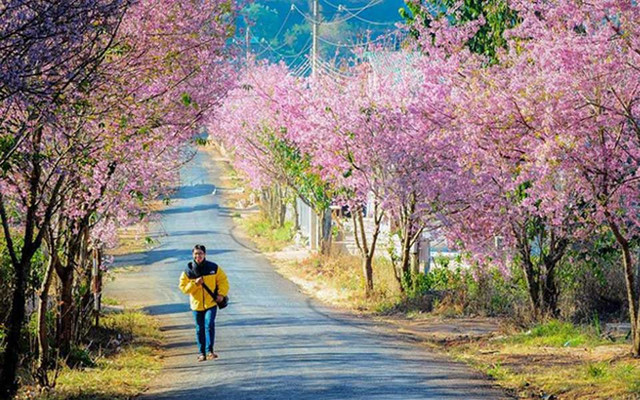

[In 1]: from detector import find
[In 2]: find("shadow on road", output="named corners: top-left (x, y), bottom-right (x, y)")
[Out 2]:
top-left (159, 324), bottom-right (194, 332)
top-left (114, 247), bottom-right (235, 268)
top-left (159, 204), bottom-right (220, 215)
top-left (165, 230), bottom-right (221, 237)
top-left (144, 303), bottom-right (191, 316)
top-left (170, 184), bottom-right (216, 199)
top-left (146, 365), bottom-right (503, 400)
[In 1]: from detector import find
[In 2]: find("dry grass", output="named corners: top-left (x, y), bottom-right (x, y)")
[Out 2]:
top-left (272, 252), bottom-right (403, 313)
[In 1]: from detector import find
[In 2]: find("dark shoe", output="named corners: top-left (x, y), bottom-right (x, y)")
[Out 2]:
top-left (197, 354), bottom-right (206, 362)
top-left (207, 352), bottom-right (218, 360)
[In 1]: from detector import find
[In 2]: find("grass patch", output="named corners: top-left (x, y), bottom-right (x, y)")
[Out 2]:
top-left (502, 320), bottom-right (604, 347)
top-left (102, 297), bottom-right (120, 306)
top-left (21, 310), bottom-right (162, 400)
top-left (448, 321), bottom-right (640, 399)
top-left (239, 214), bottom-right (294, 252)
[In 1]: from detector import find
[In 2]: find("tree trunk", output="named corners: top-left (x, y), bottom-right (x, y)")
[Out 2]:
top-left (541, 262), bottom-right (559, 318)
top-left (352, 204), bottom-right (382, 297)
top-left (0, 258), bottom-right (29, 398)
top-left (399, 224), bottom-right (412, 291)
top-left (277, 186), bottom-right (286, 228)
top-left (319, 208), bottom-right (332, 256)
top-left (260, 185), bottom-right (286, 228)
top-left (36, 254), bottom-right (57, 387)
top-left (607, 217), bottom-right (640, 356)
top-left (56, 264), bottom-right (75, 358)
top-left (292, 198), bottom-right (300, 232)
top-left (353, 208), bottom-right (373, 295)
top-left (541, 236), bottom-right (567, 319)
top-left (521, 256), bottom-right (541, 319)
top-left (362, 255), bottom-right (374, 295)
top-left (395, 194), bottom-right (419, 293)
top-left (74, 229), bottom-right (93, 344)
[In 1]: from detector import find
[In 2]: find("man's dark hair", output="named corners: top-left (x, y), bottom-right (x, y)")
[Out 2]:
top-left (193, 244), bottom-right (206, 253)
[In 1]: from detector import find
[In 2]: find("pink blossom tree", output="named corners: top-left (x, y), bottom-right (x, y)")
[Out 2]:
top-left (480, 0), bottom-right (640, 353)
top-left (0, 0), bottom-right (237, 395)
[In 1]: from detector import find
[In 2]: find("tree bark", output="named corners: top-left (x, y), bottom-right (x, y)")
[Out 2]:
top-left (607, 216), bottom-right (640, 356)
top-left (0, 258), bottom-right (29, 397)
top-left (362, 255), bottom-right (374, 295)
top-left (353, 208), bottom-right (373, 295)
top-left (514, 222), bottom-right (542, 319)
top-left (56, 262), bottom-right (75, 358)
top-left (541, 235), bottom-right (567, 318)
top-left (292, 198), bottom-right (300, 232)
top-left (319, 208), bottom-right (332, 256)
top-left (36, 253), bottom-right (57, 387)
top-left (352, 204), bottom-right (383, 296)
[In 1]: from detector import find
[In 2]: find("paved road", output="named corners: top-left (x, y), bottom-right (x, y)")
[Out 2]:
top-left (105, 150), bottom-right (509, 400)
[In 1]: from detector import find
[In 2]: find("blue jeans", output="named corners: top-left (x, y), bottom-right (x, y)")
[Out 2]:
top-left (193, 307), bottom-right (217, 355)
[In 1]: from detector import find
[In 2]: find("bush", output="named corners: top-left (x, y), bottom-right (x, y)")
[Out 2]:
top-left (558, 232), bottom-right (628, 322)
top-left (399, 263), bottom-right (529, 318)
top-left (67, 345), bottom-right (95, 368)
top-left (242, 215), bottom-right (294, 251)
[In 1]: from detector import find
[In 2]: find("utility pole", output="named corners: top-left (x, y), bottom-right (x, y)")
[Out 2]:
top-left (311, 0), bottom-right (319, 79)
top-left (246, 24), bottom-right (251, 61)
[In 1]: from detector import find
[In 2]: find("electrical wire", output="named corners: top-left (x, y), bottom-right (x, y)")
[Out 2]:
top-left (339, 7), bottom-right (399, 26)
top-left (292, 3), bottom-right (382, 26)
top-left (293, 59), bottom-right (312, 77)
top-left (254, 36), bottom-right (312, 61)
top-left (326, 0), bottom-right (385, 25)
top-left (319, 0), bottom-right (374, 12)
top-left (286, 37), bottom-right (313, 64)
top-left (292, 58), bottom-right (310, 75)
top-left (317, 58), bottom-right (352, 79)
top-left (272, 5), bottom-right (294, 41)
top-left (316, 29), bottom-right (401, 48)
top-left (249, 5), bottom-right (294, 57)
top-left (253, 39), bottom-right (293, 58)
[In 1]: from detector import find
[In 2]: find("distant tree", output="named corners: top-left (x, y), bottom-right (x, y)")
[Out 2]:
top-left (242, 3), bottom-right (280, 43)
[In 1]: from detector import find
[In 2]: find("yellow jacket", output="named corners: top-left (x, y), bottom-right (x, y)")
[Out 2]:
top-left (179, 260), bottom-right (229, 311)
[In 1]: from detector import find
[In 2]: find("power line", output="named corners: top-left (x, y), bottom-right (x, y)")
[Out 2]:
top-left (317, 58), bottom-right (352, 79)
top-left (319, 0), bottom-right (376, 12)
top-left (292, 58), bottom-right (310, 74)
top-left (338, 7), bottom-right (399, 26)
top-left (247, 3), bottom-right (297, 58)
top-left (316, 29), bottom-right (401, 49)
top-left (292, 59), bottom-right (312, 77)
top-left (253, 38), bottom-right (293, 58)
top-left (280, 38), bottom-right (313, 59)
top-left (320, 0), bottom-right (384, 25)
top-left (254, 37), bottom-right (312, 61)
top-left (272, 5), bottom-right (294, 41)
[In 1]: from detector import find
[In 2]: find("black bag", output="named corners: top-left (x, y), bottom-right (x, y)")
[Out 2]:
top-left (202, 282), bottom-right (229, 309)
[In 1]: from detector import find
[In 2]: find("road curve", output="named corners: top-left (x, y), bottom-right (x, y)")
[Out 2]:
top-left (105, 149), bottom-right (510, 400)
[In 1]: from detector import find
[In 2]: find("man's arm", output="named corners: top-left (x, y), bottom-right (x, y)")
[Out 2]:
top-left (216, 267), bottom-right (230, 297)
top-left (179, 271), bottom-right (200, 295)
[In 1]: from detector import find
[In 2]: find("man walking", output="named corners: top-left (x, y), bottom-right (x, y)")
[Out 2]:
top-left (179, 244), bottom-right (230, 362)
